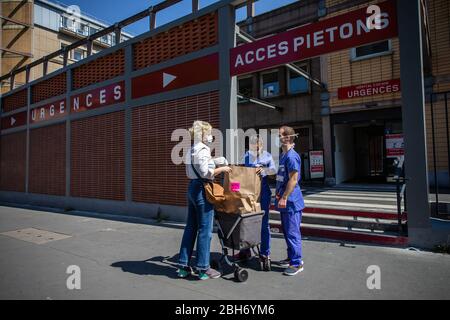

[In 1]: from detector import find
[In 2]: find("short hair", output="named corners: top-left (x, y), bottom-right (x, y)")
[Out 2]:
top-left (189, 121), bottom-right (212, 141)
top-left (280, 126), bottom-right (296, 143)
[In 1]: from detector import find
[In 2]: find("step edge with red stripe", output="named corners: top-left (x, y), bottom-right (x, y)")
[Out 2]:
top-left (269, 222), bottom-right (408, 246)
top-left (270, 204), bottom-right (407, 220)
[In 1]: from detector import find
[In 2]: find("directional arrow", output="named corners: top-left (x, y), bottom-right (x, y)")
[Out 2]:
top-left (163, 73), bottom-right (177, 88)
top-left (1, 111), bottom-right (26, 131)
top-left (132, 54), bottom-right (219, 100)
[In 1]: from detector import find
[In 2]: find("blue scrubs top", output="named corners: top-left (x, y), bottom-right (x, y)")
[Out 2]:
top-left (243, 150), bottom-right (276, 198)
top-left (275, 147), bottom-right (305, 212)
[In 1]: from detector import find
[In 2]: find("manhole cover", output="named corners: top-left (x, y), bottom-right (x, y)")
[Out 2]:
top-left (1, 228), bottom-right (71, 244)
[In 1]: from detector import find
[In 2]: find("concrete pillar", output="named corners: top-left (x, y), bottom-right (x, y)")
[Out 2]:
top-left (397, 0), bottom-right (432, 246)
top-left (218, 5), bottom-right (238, 163)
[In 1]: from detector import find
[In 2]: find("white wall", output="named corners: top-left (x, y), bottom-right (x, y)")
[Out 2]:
top-left (334, 124), bottom-right (355, 184)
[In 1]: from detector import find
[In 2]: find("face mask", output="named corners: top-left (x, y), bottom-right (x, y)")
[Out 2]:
top-left (205, 135), bottom-right (213, 144)
top-left (278, 134), bottom-right (298, 147)
top-left (275, 139), bottom-right (281, 148)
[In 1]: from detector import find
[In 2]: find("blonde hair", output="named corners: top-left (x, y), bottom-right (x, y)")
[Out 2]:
top-left (189, 120), bottom-right (212, 142)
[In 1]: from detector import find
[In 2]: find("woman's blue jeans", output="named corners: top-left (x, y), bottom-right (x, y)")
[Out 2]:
top-left (178, 179), bottom-right (214, 271)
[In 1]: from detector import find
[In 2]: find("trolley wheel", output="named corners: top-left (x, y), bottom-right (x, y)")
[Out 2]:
top-left (262, 259), bottom-right (271, 272)
top-left (234, 268), bottom-right (248, 282)
top-left (259, 257), bottom-right (271, 271)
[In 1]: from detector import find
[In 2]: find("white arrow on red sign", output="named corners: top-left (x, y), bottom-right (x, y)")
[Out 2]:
top-left (131, 53), bottom-right (219, 100)
top-left (163, 73), bottom-right (177, 88)
top-left (10, 117), bottom-right (16, 126)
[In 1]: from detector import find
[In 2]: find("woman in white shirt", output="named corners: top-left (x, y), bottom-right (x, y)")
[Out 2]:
top-left (177, 120), bottom-right (231, 280)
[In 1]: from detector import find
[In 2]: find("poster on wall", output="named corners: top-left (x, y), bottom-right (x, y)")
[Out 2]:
top-left (309, 150), bottom-right (324, 179)
top-left (385, 134), bottom-right (404, 158)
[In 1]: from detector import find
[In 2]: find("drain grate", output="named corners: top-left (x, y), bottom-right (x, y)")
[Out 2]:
top-left (1, 228), bottom-right (72, 244)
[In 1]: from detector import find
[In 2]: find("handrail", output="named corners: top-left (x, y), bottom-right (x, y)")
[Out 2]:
top-left (0, 0), bottom-right (183, 86)
top-left (0, 0), bottom-right (258, 92)
top-left (394, 158), bottom-right (407, 234)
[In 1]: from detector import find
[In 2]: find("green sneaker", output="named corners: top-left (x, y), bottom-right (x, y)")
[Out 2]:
top-left (177, 267), bottom-right (192, 278)
top-left (198, 268), bottom-right (221, 280)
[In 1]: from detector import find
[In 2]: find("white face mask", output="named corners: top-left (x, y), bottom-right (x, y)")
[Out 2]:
top-left (205, 134), bottom-right (213, 144)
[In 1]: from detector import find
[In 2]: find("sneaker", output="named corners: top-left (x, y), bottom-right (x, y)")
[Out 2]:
top-left (283, 264), bottom-right (304, 276)
top-left (278, 258), bottom-right (291, 268)
top-left (232, 250), bottom-right (252, 262)
top-left (198, 268), bottom-right (221, 280)
top-left (177, 266), bottom-right (193, 278)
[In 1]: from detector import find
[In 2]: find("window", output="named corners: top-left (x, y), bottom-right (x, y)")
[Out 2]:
top-left (90, 26), bottom-right (99, 35)
top-left (351, 40), bottom-right (391, 61)
top-left (260, 70), bottom-right (280, 98)
top-left (77, 23), bottom-right (88, 36)
top-left (60, 16), bottom-right (68, 28)
top-left (238, 76), bottom-right (253, 97)
top-left (101, 34), bottom-right (111, 45)
top-left (287, 63), bottom-right (310, 94)
top-left (72, 49), bottom-right (84, 61)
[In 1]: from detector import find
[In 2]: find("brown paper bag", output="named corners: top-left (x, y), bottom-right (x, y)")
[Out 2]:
top-left (224, 166), bottom-right (261, 200)
top-left (218, 166), bottom-right (262, 214)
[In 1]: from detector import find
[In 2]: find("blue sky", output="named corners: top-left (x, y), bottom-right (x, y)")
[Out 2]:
top-left (56, 0), bottom-right (298, 36)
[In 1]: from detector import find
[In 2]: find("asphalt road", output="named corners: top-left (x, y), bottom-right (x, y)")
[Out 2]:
top-left (0, 204), bottom-right (449, 300)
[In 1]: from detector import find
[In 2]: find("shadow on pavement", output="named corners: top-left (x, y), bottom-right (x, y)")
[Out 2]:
top-left (110, 251), bottom-right (287, 282)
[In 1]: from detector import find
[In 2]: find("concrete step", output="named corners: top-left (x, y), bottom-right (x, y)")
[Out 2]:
top-left (269, 220), bottom-right (408, 247)
top-left (270, 205), bottom-right (407, 220)
top-left (269, 211), bottom-right (401, 232)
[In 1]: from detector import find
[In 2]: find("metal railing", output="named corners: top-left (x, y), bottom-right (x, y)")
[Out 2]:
top-left (0, 0), bottom-right (258, 92)
top-left (1, 0), bottom-right (183, 89)
top-left (429, 90), bottom-right (450, 216)
top-left (394, 157), bottom-right (407, 234)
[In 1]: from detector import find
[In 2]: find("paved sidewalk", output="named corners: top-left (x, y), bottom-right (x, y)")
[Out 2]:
top-left (0, 204), bottom-right (449, 300)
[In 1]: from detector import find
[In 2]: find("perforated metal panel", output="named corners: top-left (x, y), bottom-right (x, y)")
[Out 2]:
top-left (133, 13), bottom-right (218, 71)
top-left (31, 72), bottom-right (67, 104)
top-left (71, 111), bottom-right (125, 200)
top-left (72, 50), bottom-right (125, 90)
top-left (131, 91), bottom-right (220, 206)
top-left (1, 89), bottom-right (28, 112)
top-left (29, 123), bottom-right (66, 196)
top-left (0, 131), bottom-right (26, 192)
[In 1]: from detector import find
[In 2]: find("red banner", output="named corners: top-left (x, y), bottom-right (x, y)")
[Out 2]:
top-left (338, 79), bottom-right (401, 100)
top-left (131, 53), bottom-right (219, 100)
top-left (230, 0), bottom-right (398, 76)
top-left (30, 99), bottom-right (67, 124)
top-left (71, 81), bottom-right (125, 113)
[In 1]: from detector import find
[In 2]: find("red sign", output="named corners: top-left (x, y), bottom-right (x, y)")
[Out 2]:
top-left (386, 134), bottom-right (404, 158)
top-left (30, 99), bottom-right (66, 124)
top-left (1, 111), bottom-right (27, 130)
top-left (230, 0), bottom-right (398, 76)
top-left (71, 81), bottom-right (125, 113)
top-left (338, 79), bottom-right (401, 100)
top-left (132, 53), bottom-right (219, 100)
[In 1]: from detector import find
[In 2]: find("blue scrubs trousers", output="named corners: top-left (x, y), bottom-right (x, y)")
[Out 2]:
top-left (280, 207), bottom-right (303, 267)
top-left (178, 179), bottom-right (214, 271)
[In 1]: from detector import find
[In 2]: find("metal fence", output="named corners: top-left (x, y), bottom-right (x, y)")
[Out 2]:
top-left (428, 91), bottom-right (450, 216)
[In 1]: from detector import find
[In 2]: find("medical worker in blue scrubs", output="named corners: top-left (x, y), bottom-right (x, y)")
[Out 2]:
top-left (275, 126), bottom-right (305, 276)
top-left (236, 135), bottom-right (276, 270)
